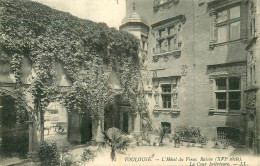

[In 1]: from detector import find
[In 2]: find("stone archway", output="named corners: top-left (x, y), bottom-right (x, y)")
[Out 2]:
top-left (44, 102), bottom-right (69, 146)
top-left (0, 88), bottom-right (35, 157)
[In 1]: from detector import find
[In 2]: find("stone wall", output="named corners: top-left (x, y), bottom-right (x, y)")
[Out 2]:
top-left (124, 0), bottom-right (248, 142)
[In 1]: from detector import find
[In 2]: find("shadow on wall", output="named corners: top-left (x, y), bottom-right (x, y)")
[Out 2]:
top-left (226, 42), bottom-right (247, 63)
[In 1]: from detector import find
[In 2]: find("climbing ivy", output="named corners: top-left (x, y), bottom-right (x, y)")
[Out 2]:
top-left (0, 0), bottom-right (146, 120)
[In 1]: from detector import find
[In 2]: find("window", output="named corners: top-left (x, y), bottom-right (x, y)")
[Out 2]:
top-left (217, 127), bottom-right (240, 143)
top-left (217, 6), bottom-right (240, 43)
top-left (161, 84), bottom-right (171, 108)
top-left (155, 26), bottom-right (179, 54)
top-left (215, 77), bottom-right (241, 110)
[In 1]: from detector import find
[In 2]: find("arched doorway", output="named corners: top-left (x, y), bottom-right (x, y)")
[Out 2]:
top-left (0, 94), bottom-right (29, 157)
top-left (44, 102), bottom-right (68, 147)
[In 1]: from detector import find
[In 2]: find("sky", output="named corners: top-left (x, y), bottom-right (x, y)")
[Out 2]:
top-left (33, 0), bottom-right (126, 28)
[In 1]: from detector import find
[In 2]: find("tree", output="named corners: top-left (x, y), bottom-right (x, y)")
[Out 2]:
top-left (102, 128), bottom-right (130, 161)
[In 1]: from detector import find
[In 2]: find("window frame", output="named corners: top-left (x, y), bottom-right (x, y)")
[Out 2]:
top-left (216, 5), bottom-right (241, 43)
top-left (155, 26), bottom-right (179, 54)
top-left (161, 84), bottom-right (172, 108)
top-left (249, 1), bottom-right (256, 39)
top-left (215, 77), bottom-right (241, 111)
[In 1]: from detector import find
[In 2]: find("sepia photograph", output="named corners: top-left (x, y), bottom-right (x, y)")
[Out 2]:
top-left (0, 0), bottom-right (260, 165)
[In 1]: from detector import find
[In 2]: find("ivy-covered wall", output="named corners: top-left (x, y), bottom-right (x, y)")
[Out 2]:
top-left (0, 0), bottom-right (147, 151)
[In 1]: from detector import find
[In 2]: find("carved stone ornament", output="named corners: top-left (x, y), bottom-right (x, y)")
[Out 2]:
top-left (153, 0), bottom-right (180, 13)
top-left (181, 64), bottom-right (188, 76)
top-left (209, 64), bottom-right (246, 76)
top-left (178, 41), bottom-right (182, 48)
top-left (153, 104), bottom-right (160, 111)
top-left (153, 56), bottom-right (159, 63)
top-left (170, 111), bottom-right (180, 118)
top-left (152, 109), bottom-right (180, 118)
top-left (163, 54), bottom-right (169, 63)
top-left (154, 91), bottom-right (160, 106)
top-left (153, 79), bottom-right (159, 89)
top-left (172, 94), bottom-right (178, 105)
top-left (247, 92), bottom-right (256, 109)
top-left (248, 111), bottom-right (256, 121)
top-left (153, 110), bottom-right (160, 117)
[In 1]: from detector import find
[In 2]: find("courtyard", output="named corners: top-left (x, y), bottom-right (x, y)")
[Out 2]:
top-left (2, 134), bottom-right (258, 166)
top-left (65, 136), bottom-right (259, 166)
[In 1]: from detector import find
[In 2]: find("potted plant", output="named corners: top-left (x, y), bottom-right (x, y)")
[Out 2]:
top-left (173, 133), bottom-right (180, 148)
top-left (213, 137), bottom-right (220, 149)
top-left (102, 127), bottom-right (130, 161)
top-left (199, 136), bottom-right (207, 148)
top-left (223, 139), bottom-right (229, 149)
top-left (158, 126), bottom-right (170, 146)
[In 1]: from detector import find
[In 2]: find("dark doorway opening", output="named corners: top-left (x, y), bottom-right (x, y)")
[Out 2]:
top-left (81, 114), bottom-right (92, 143)
top-left (161, 122), bottom-right (171, 134)
top-left (68, 113), bottom-right (92, 144)
top-left (0, 95), bottom-right (29, 157)
top-left (249, 132), bottom-right (254, 148)
top-left (122, 112), bottom-right (128, 133)
top-left (104, 105), bottom-right (114, 131)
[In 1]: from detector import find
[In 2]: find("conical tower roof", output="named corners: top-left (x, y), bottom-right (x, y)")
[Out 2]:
top-left (121, 11), bottom-right (148, 26)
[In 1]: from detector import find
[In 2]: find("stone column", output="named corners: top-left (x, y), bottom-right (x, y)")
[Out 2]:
top-left (91, 117), bottom-right (97, 143)
top-left (26, 121), bottom-right (37, 160)
top-left (26, 120), bottom-right (40, 162)
top-left (209, 8), bottom-right (217, 49)
top-left (95, 119), bottom-right (103, 143)
top-left (119, 111), bottom-right (123, 131)
top-left (0, 96), bottom-right (2, 147)
top-left (27, 121), bottom-right (34, 153)
top-left (134, 112), bottom-right (141, 134)
top-left (128, 112), bottom-right (132, 134)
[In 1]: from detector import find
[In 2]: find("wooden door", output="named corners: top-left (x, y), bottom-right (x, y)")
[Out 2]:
top-left (68, 113), bottom-right (81, 143)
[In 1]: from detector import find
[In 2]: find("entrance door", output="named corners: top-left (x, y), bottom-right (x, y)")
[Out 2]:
top-left (68, 113), bottom-right (92, 143)
top-left (81, 114), bottom-right (92, 143)
top-left (122, 112), bottom-right (128, 133)
top-left (68, 113), bottom-right (81, 143)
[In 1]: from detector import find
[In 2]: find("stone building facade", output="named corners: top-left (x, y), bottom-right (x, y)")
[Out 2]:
top-left (0, 54), bottom-right (139, 157)
top-left (120, 0), bottom-right (259, 155)
top-left (245, 0), bottom-right (260, 155)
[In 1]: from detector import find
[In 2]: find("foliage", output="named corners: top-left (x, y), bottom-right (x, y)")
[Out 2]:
top-left (174, 125), bottom-right (201, 140)
top-left (102, 127), bottom-right (130, 161)
top-left (158, 126), bottom-right (170, 144)
top-left (141, 130), bottom-right (151, 144)
top-left (59, 142), bottom-right (74, 166)
top-left (198, 136), bottom-right (207, 144)
top-left (135, 129), bottom-right (151, 146)
top-left (81, 149), bottom-right (96, 163)
top-left (0, 0), bottom-right (148, 122)
top-left (0, 95), bottom-right (28, 157)
top-left (37, 141), bottom-right (60, 166)
top-left (172, 133), bottom-right (181, 147)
